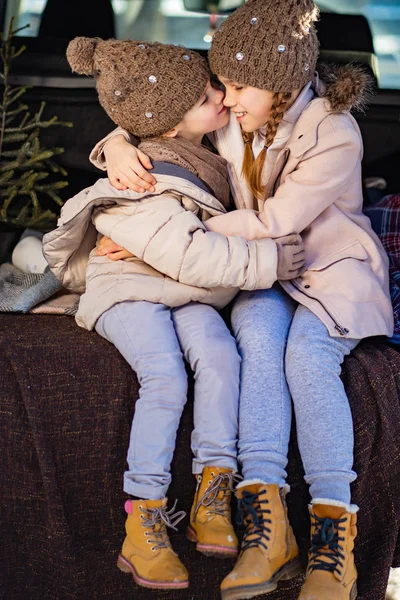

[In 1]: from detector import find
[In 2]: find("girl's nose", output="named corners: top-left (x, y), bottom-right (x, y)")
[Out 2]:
top-left (223, 88), bottom-right (236, 108)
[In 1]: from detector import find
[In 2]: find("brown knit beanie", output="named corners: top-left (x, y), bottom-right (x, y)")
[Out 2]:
top-left (209, 0), bottom-right (320, 92)
top-left (66, 37), bottom-right (210, 138)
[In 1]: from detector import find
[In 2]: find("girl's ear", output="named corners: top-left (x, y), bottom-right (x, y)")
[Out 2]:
top-left (163, 127), bottom-right (179, 139)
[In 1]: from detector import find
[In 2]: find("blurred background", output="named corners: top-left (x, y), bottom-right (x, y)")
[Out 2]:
top-left (1, 0), bottom-right (400, 90)
top-left (0, 6), bottom-right (399, 595)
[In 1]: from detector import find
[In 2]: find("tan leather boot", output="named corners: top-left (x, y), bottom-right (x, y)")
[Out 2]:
top-left (298, 504), bottom-right (358, 600)
top-left (117, 498), bottom-right (189, 590)
top-left (186, 466), bottom-right (239, 558)
top-left (220, 483), bottom-right (303, 600)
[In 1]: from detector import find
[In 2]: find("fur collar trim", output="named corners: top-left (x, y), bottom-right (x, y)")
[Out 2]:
top-left (318, 63), bottom-right (375, 113)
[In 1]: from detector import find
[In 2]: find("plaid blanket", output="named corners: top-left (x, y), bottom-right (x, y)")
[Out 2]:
top-left (364, 194), bottom-right (400, 345)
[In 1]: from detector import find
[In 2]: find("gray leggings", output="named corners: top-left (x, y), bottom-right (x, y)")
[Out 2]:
top-left (231, 284), bottom-right (359, 505)
top-left (96, 300), bottom-right (240, 500)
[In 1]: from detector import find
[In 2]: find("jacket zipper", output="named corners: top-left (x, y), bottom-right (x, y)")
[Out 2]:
top-left (289, 280), bottom-right (350, 336)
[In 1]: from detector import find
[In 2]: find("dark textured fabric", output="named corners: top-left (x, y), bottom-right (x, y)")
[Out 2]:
top-left (1, 314), bottom-right (399, 600)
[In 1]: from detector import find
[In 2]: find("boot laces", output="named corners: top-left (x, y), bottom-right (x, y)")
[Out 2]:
top-left (194, 472), bottom-right (241, 519)
top-left (236, 490), bottom-right (272, 552)
top-left (140, 499), bottom-right (186, 551)
top-left (308, 514), bottom-right (347, 575)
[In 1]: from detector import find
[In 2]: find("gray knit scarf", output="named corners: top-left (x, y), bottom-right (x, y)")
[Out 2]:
top-left (139, 137), bottom-right (231, 209)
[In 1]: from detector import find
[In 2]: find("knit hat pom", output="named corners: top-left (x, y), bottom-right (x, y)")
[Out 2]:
top-left (297, 3), bottom-right (320, 37)
top-left (66, 37), bottom-right (98, 75)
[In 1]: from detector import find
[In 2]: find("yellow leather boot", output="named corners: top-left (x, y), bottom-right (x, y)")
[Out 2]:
top-left (117, 498), bottom-right (189, 590)
top-left (298, 504), bottom-right (358, 600)
top-left (221, 483), bottom-right (302, 600)
top-left (186, 466), bottom-right (239, 558)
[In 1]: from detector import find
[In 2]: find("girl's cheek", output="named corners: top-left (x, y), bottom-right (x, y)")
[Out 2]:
top-left (219, 110), bottom-right (230, 126)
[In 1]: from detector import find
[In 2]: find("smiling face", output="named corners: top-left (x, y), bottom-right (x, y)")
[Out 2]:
top-left (218, 76), bottom-right (276, 133)
top-left (165, 79), bottom-right (229, 144)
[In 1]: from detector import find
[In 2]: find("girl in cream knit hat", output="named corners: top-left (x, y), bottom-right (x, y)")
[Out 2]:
top-left (90, 1), bottom-right (394, 598)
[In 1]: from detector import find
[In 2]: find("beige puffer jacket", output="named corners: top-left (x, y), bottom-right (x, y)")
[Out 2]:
top-left (43, 171), bottom-right (278, 330)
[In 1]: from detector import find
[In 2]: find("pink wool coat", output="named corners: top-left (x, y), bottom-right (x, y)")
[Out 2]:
top-left (205, 67), bottom-right (394, 339)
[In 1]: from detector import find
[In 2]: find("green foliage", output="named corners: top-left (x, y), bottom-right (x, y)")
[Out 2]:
top-left (0, 18), bottom-right (72, 231)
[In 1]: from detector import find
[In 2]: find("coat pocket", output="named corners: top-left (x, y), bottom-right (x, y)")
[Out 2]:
top-left (306, 241), bottom-right (378, 303)
top-left (307, 241), bottom-right (368, 272)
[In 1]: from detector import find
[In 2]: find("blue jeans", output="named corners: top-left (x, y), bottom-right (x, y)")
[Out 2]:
top-left (231, 284), bottom-right (359, 506)
top-left (96, 301), bottom-right (240, 499)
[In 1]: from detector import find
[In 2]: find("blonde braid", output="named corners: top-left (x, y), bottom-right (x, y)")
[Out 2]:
top-left (264, 92), bottom-right (293, 149)
top-left (241, 130), bottom-right (255, 185)
top-left (242, 91), bottom-right (292, 203)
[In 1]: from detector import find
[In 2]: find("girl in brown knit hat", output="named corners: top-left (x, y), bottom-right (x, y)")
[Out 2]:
top-left (91, 1), bottom-right (394, 599)
top-left (44, 35), bottom-right (306, 594)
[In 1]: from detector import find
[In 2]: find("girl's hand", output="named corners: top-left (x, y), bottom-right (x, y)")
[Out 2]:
top-left (103, 136), bottom-right (157, 193)
top-left (275, 233), bottom-right (306, 280)
top-left (96, 235), bottom-right (134, 261)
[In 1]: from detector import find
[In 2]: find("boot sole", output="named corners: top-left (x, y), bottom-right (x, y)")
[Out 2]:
top-left (351, 581), bottom-right (358, 599)
top-left (220, 556), bottom-right (303, 600)
top-left (186, 525), bottom-right (238, 558)
top-left (298, 577), bottom-right (358, 599)
top-left (117, 554), bottom-right (189, 590)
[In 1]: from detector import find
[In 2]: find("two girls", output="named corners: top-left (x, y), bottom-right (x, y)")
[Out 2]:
top-left (94, 1), bottom-right (394, 598)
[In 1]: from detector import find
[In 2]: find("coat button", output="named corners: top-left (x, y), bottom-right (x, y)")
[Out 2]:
top-left (304, 284), bottom-right (310, 289)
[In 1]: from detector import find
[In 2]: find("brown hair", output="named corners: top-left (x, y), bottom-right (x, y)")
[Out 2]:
top-left (242, 91), bottom-right (293, 202)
